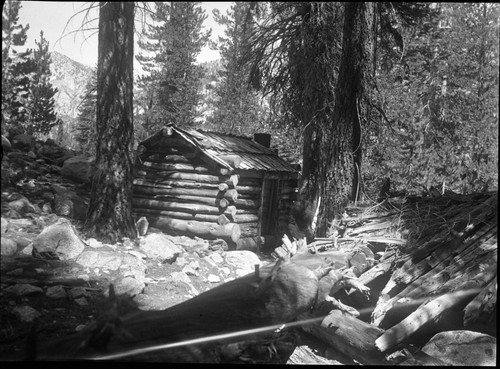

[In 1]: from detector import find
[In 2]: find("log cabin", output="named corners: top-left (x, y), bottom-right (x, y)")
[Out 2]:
top-left (132, 124), bottom-right (300, 250)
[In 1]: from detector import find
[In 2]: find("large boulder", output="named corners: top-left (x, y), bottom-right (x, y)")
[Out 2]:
top-left (60, 155), bottom-right (95, 183)
top-left (1, 237), bottom-right (18, 256)
top-left (224, 250), bottom-right (263, 277)
top-left (32, 218), bottom-right (86, 260)
top-left (139, 233), bottom-right (184, 263)
top-left (37, 143), bottom-right (75, 165)
top-left (422, 330), bottom-right (496, 366)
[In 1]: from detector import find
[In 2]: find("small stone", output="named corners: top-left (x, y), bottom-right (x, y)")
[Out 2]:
top-left (46, 285), bottom-right (67, 299)
top-left (176, 256), bottom-right (187, 267)
top-left (86, 238), bottom-right (102, 248)
top-left (4, 284), bottom-right (43, 296)
top-left (189, 260), bottom-right (200, 270)
top-left (235, 268), bottom-right (250, 278)
top-left (208, 252), bottom-right (224, 264)
top-left (12, 305), bottom-right (41, 323)
top-left (207, 274), bottom-right (221, 283)
top-left (1, 237), bottom-right (18, 256)
top-left (220, 267), bottom-right (230, 276)
top-left (182, 266), bottom-right (199, 276)
top-left (75, 324), bottom-right (87, 332)
top-left (22, 243), bottom-right (33, 255)
top-left (6, 268), bottom-right (23, 276)
top-left (171, 271), bottom-right (191, 284)
top-left (68, 287), bottom-right (88, 299)
top-left (112, 276), bottom-right (145, 297)
top-left (77, 274), bottom-right (90, 282)
top-left (74, 297), bottom-right (88, 306)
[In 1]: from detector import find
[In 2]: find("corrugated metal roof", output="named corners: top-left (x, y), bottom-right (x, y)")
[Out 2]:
top-left (144, 126), bottom-right (299, 174)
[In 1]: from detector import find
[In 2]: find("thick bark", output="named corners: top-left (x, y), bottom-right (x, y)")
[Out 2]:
top-left (297, 3), bottom-right (376, 238)
top-left (318, 2), bottom-right (376, 235)
top-left (84, 2), bottom-right (136, 243)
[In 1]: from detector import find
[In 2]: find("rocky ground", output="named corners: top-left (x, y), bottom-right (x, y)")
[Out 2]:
top-left (1, 136), bottom-right (285, 361)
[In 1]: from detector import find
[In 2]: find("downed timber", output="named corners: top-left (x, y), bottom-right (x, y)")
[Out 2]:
top-left (372, 222), bottom-right (497, 326)
top-left (150, 217), bottom-right (242, 243)
top-left (299, 309), bottom-right (386, 365)
top-left (375, 284), bottom-right (491, 352)
top-left (35, 258), bottom-right (343, 362)
top-left (372, 240), bottom-right (496, 328)
top-left (463, 275), bottom-right (497, 327)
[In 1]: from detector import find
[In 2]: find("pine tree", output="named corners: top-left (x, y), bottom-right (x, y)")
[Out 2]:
top-left (26, 31), bottom-right (60, 135)
top-left (83, 2), bottom-right (137, 243)
top-left (207, 2), bottom-right (266, 135)
top-left (74, 70), bottom-right (97, 155)
top-left (136, 2), bottom-right (210, 132)
top-left (1, 0), bottom-right (31, 135)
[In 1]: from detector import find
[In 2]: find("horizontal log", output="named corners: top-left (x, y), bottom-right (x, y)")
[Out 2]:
top-left (150, 217), bottom-right (241, 243)
top-left (142, 194), bottom-right (230, 208)
top-left (133, 197), bottom-right (232, 216)
top-left (233, 213), bottom-right (259, 223)
top-left (142, 154), bottom-right (191, 164)
top-left (133, 208), bottom-right (235, 224)
top-left (139, 160), bottom-right (230, 176)
top-left (234, 169), bottom-right (298, 180)
top-left (234, 198), bottom-right (260, 209)
top-left (133, 185), bottom-right (238, 201)
top-left (134, 178), bottom-right (222, 190)
top-left (135, 172), bottom-right (234, 185)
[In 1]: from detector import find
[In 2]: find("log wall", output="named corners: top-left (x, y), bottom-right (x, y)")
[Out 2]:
top-left (132, 130), bottom-right (298, 248)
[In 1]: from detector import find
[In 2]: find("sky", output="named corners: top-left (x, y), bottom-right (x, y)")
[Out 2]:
top-left (16, 1), bottom-right (233, 73)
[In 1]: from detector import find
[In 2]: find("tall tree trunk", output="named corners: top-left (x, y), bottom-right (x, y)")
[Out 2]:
top-left (84, 2), bottom-right (136, 243)
top-left (319, 2), bottom-right (376, 234)
top-left (300, 2), bottom-right (376, 237)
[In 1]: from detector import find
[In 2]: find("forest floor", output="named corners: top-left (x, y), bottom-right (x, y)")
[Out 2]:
top-left (0, 162), bottom-right (342, 363)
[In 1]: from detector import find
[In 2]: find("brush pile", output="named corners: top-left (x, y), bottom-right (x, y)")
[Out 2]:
top-left (288, 189), bottom-right (497, 364)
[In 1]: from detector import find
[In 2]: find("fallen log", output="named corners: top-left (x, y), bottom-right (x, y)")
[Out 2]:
top-left (35, 258), bottom-right (341, 362)
top-left (300, 309), bottom-right (386, 365)
top-left (463, 275), bottom-right (497, 327)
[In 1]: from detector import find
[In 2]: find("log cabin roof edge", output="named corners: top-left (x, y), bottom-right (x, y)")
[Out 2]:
top-left (139, 125), bottom-right (300, 174)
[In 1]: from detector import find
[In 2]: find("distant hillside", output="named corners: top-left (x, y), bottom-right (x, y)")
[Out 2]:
top-left (50, 51), bottom-right (94, 119)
